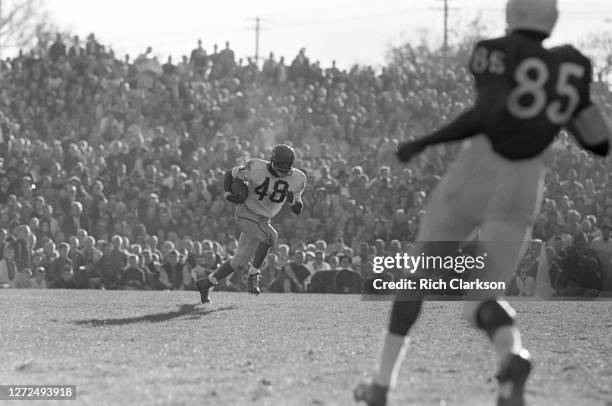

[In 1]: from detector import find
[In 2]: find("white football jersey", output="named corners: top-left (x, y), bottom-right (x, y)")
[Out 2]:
top-left (232, 158), bottom-right (306, 219)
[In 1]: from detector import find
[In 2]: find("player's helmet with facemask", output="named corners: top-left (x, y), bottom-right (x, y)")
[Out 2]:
top-left (270, 144), bottom-right (295, 176)
top-left (506, 0), bottom-right (558, 37)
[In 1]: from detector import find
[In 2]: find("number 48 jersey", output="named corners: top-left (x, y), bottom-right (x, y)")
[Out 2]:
top-left (469, 33), bottom-right (592, 160)
top-left (232, 158), bottom-right (306, 219)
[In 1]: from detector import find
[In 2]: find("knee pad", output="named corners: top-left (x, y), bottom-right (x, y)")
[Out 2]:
top-left (388, 299), bottom-right (423, 336)
top-left (474, 299), bottom-right (516, 338)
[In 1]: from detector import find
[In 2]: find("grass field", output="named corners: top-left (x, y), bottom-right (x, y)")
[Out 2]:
top-left (1, 290), bottom-right (611, 406)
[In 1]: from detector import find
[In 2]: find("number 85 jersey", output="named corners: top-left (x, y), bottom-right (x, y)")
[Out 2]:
top-left (469, 32), bottom-right (592, 160)
top-left (232, 158), bottom-right (307, 219)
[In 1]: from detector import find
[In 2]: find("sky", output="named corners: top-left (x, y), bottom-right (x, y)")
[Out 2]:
top-left (20, 0), bottom-right (612, 69)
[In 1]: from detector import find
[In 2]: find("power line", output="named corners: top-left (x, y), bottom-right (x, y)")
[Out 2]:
top-left (272, 8), bottom-right (431, 27)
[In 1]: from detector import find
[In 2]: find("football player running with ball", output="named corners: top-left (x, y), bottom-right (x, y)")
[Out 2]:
top-left (196, 144), bottom-right (306, 303)
top-left (355, 0), bottom-right (612, 405)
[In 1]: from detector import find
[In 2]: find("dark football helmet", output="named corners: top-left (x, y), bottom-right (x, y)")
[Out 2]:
top-left (270, 144), bottom-right (295, 176)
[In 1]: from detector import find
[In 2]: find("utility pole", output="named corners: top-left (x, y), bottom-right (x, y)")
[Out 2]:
top-left (443, 0), bottom-right (448, 61)
top-left (0, 0), bottom-right (3, 63)
top-left (247, 17), bottom-right (267, 63)
top-left (255, 16), bottom-right (260, 62)
top-left (433, 0), bottom-right (455, 70)
top-left (0, 0), bottom-right (3, 78)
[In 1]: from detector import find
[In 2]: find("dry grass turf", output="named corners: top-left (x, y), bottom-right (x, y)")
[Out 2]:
top-left (1, 290), bottom-right (611, 406)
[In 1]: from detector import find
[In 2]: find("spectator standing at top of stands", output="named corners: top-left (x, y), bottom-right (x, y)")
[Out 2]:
top-left (275, 56), bottom-right (288, 83)
top-left (85, 33), bottom-right (102, 56)
top-left (49, 34), bottom-right (66, 62)
top-left (67, 35), bottom-right (82, 57)
top-left (262, 53), bottom-right (276, 82)
top-left (290, 47), bottom-right (310, 81)
top-left (162, 56), bottom-right (176, 76)
top-left (209, 43), bottom-right (220, 67)
top-left (219, 41), bottom-right (235, 75)
top-left (190, 39), bottom-right (208, 70)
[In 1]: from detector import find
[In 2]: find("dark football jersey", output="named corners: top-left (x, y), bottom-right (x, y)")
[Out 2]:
top-left (468, 32), bottom-right (592, 160)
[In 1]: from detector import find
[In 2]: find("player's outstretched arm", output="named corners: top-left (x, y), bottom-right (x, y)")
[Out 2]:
top-left (397, 80), bottom-right (506, 162)
top-left (398, 39), bottom-right (512, 163)
top-left (567, 104), bottom-right (611, 157)
top-left (397, 108), bottom-right (482, 161)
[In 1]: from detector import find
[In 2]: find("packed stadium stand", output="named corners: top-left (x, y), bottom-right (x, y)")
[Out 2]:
top-left (0, 34), bottom-right (610, 295)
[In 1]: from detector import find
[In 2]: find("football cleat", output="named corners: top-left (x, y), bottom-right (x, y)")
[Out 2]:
top-left (270, 144), bottom-right (295, 176)
top-left (496, 349), bottom-right (533, 406)
top-left (196, 278), bottom-right (213, 304)
top-left (353, 381), bottom-right (388, 406)
top-left (247, 272), bottom-right (261, 295)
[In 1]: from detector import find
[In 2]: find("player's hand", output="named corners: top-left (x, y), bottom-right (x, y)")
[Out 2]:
top-left (397, 140), bottom-right (426, 162)
top-left (224, 191), bottom-right (242, 204)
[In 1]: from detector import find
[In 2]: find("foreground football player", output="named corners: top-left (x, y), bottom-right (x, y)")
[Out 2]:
top-left (196, 144), bottom-right (306, 303)
top-left (355, 1), bottom-right (612, 405)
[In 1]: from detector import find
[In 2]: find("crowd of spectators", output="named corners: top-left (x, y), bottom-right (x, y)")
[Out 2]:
top-left (0, 33), bottom-right (610, 295)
